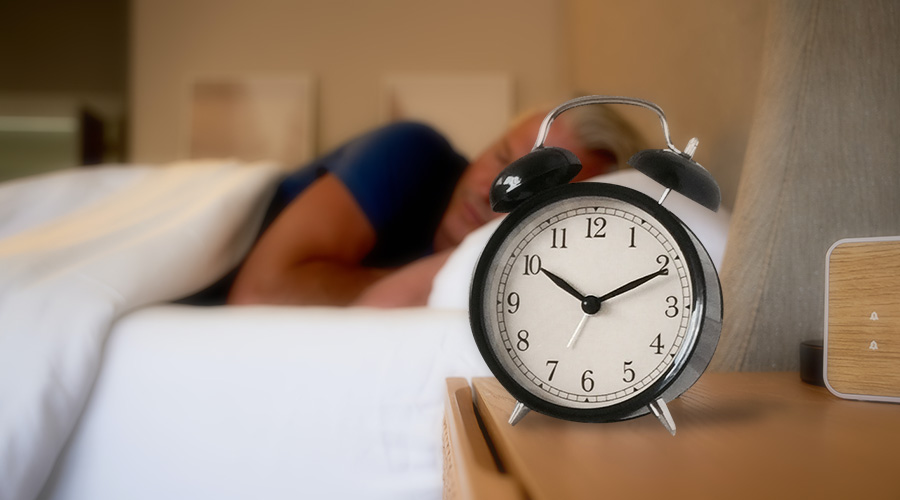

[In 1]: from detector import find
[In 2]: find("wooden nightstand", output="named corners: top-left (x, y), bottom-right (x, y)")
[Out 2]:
top-left (443, 373), bottom-right (900, 500)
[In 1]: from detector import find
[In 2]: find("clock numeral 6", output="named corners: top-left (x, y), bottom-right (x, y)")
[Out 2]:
top-left (623, 361), bottom-right (636, 383)
top-left (506, 292), bottom-right (520, 314)
top-left (516, 330), bottom-right (530, 351)
top-left (581, 370), bottom-right (594, 392)
top-left (522, 254), bottom-right (542, 276)
top-left (665, 296), bottom-right (679, 318)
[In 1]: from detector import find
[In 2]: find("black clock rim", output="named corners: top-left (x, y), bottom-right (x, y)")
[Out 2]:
top-left (469, 182), bottom-right (708, 423)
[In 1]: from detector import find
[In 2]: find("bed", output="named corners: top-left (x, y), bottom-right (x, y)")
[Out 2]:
top-left (0, 162), bottom-right (728, 500)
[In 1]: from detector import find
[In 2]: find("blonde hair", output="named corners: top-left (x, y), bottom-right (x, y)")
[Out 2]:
top-left (512, 102), bottom-right (647, 170)
top-left (566, 103), bottom-right (646, 170)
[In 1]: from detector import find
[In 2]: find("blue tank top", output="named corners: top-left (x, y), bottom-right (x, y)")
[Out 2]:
top-left (265, 121), bottom-right (468, 266)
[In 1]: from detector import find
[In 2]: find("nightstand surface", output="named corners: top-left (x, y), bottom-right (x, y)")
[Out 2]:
top-left (445, 372), bottom-right (900, 500)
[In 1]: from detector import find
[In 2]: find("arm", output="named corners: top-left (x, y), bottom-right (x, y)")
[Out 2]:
top-left (352, 249), bottom-right (453, 308)
top-left (228, 173), bottom-right (388, 306)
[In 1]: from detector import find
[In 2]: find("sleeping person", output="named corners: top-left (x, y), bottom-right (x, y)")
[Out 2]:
top-left (186, 105), bottom-right (644, 307)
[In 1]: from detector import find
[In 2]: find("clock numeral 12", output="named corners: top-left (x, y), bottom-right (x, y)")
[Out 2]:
top-left (585, 217), bottom-right (607, 238)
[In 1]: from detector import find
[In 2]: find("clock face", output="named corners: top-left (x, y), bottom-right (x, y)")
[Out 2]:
top-left (471, 183), bottom-right (705, 421)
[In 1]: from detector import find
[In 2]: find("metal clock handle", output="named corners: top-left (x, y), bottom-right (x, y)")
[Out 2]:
top-left (532, 95), bottom-right (685, 155)
top-left (532, 95), bottom-right (721, 212)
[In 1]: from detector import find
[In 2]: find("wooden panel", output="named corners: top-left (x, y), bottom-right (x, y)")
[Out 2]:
top-left (442, 378), bottom-right (524, 500)
top-left (826, 238), bottom-right (900, 399)
top-left (131, 1), bottom-right (567, 163)
top-left (380, 73), bottom-right (512, 159)
top-left (473, 373), bottom-right (900, 500)
top-left (188, 75), bottom-right (315, 168)
top-left (711, 0), bottom-right (900, 371)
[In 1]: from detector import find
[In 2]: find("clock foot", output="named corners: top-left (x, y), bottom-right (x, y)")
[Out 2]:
top-left (508, 401), bottom-right (531, 426)
top-left (648, 398), bottom-right (676, 436)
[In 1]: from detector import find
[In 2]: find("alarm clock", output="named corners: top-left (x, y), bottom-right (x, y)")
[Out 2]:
top-left (469, 96), bottom-right (723, 435)
top-left (824, 236), bottom-right (900, 403)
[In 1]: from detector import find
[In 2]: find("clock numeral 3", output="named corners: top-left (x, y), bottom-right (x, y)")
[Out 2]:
top-left (522, 254), bottom-right (542, 275)
top-left (665, 296), bottom-right (679, 318)
top-left (585, 217), bottom-right (607, 238)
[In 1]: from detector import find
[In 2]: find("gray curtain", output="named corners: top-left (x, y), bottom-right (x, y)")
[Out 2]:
top-left (711, 0), bottom-right (900, 371)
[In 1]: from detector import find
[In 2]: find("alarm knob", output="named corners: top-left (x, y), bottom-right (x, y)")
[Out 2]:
top-left (489, 147), bottom-right (582, 213)
top-left (628, 148), bottom-right (721, 212)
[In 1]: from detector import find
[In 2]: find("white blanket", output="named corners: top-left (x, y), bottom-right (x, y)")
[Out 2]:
top-left (0, 162), bottom-right (281, 500)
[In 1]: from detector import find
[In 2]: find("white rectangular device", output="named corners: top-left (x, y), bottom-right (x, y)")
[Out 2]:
top-left (824, 235), bottom-right (900, 403)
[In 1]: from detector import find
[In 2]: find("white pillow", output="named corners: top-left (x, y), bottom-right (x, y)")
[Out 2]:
top-left (428, 217), bottom-right (504, 309)
top-left (427, 170), bottom-right (731, 310)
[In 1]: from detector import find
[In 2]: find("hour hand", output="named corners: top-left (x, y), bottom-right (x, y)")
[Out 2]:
top-left (540, 268), bottom-right (586, 302)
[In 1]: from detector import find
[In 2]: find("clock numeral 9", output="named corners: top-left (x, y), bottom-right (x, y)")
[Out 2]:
top-left (665, 296), bottom-right (679, 318)
top-left (506, 292), bottom-right (520, 314)
top-left (581, 370), bottom-right (594, 392)
top-left (522, 254), bottom-right (542, 275)
top-left (585, 217), bottom-right (607, 238)
top-left (623, 361), bottom-right (635, 383)
top-left (516, 330), bottom-right (530, 351)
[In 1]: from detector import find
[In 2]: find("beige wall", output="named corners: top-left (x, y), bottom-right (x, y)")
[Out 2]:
top-left (131, 0), bottom-right (768, 208)
top-left (130, 0), bottom-right (571, 163)
top-left (565, 0), bottom-right (769, 208)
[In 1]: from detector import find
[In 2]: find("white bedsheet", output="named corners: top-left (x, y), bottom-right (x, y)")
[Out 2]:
top-left (0, 162), bottom-right (281, 500)
top-left (39, 305), bottom-right (488, 500)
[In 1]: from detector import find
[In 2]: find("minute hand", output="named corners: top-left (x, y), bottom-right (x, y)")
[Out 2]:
top-left (597, 267), bottom-right (669, 302)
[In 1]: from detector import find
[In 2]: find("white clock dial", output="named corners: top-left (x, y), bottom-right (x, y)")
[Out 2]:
top-left (480, 193), bottom-right (696, 410)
